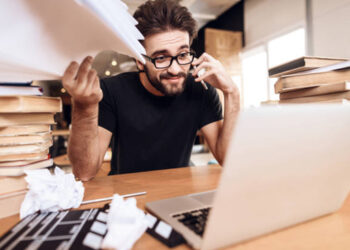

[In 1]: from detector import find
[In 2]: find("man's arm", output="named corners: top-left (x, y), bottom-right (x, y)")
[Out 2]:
top-left (192, 53), bottom-right (240, 165)
top-left (62, 56), bottom-right (111, 181)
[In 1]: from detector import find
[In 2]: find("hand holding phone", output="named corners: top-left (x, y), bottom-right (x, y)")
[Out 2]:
top-left (192, 65), bottom-right (208, 90)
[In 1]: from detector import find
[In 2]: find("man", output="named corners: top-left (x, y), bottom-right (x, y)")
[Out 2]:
top-left (62, 0), bottom-right (240, 181)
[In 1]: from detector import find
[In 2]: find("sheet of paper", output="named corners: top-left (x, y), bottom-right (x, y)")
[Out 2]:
top-left (0, 0), bottom-right (145, 82)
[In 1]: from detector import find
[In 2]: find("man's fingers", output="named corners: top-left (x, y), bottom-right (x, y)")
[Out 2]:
top-left (61, 56), bottom-right (102, 105)
top-left (192, 52), bottom-right (215, 66)
top-left (86, 69), bottom-right (98, 92)
top-left (76, 56), bottom-right (93, 86)
top-left (62, 61), bottom-right (79, 88)
top-left (192, 61), bottom-right (211, 77)
top-left (92, 71), bottom-right (101, 90)
top-left (93, 74), bottom-right (103, 101)
top-left (194, 69), bottom-right (214, 82)
top-left (87, 69), bottom-right (103, 102)
top-left (192, 57), bottom-right (202, 66)
top-left (202, 52), bottom-right (216, 62)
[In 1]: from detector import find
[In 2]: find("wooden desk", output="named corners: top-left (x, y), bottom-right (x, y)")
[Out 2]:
top-left (53, 150), bottom-right (112, 177)
top-left (1, 164), bottom-right (350, 249)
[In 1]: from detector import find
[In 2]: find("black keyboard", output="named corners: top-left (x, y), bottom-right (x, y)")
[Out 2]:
top-left (172, 207), bottom-right (211, 237)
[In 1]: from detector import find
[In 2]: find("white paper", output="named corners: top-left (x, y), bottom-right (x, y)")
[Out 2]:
top-left (101, 194), bottom-right (149, 250)
top-left (20, 167), bottom-right (84, 219)
top-left (0, 0), bottom-right (145, 82)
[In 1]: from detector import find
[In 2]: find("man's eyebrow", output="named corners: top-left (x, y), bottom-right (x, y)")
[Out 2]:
top-left (178, 45), bottom-right (189, 50)
top-left (150, 50), bottom-right (168, 57)
top-left (150, 45), bottom-right (190, 57)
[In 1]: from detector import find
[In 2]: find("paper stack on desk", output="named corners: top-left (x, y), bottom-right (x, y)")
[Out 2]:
top-left (0, 0), bottom-right (145, 82)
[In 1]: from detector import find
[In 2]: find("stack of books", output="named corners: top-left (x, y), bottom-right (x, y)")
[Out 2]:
top-left (0, 94), bottom-right (62, 218)
top-left (267, 56), bottom-right (350, 104)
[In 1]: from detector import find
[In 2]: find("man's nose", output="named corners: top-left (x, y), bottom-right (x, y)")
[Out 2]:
top-left (167, 59), bottom-right (182, 75)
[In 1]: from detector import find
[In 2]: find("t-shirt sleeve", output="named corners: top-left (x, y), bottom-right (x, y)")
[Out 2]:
top-left (198, 84), bottom-right (223, 129)
top-left (98, 79), bottom-right (117, 133)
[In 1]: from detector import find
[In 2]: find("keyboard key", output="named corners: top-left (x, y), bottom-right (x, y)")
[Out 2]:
top-left (172, 207), bottom-right (211, 237)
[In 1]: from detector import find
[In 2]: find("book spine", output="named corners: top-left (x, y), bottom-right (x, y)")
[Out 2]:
top-left (275, 70), bottom-right (350, 93)
top-left (268, 58), bottom-right (305, 77)
top-left (279, 81), bottom-right (350, 100)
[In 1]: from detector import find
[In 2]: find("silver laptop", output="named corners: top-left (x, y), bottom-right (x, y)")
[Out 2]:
top-left (146, 105), bottom-right (350, 249)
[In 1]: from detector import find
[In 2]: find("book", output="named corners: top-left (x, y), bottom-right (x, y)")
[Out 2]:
top-left (0, 0), bottom-right (145, 82)
top-left (0, 150), bottom-right (49, 162)
top-left (261, 99), bottom-right (349, 105)
top-left (274, 61), bottom-right (350, 93)
top-left (0, 124), bottom-right (51, 136)
top-left (279, 81), bottom-right (350, 100)
top-left (0, 113), bottom-right (55, 127)
top-left (269, 56), bottom-right (347, 77)
top-left (0, 85), bottom-right (43, 96)
top-left (0, 132), bottom-right (51, 146)
top-left (0, 82), bottom-right (32, 86)
top-left (0, 96), bottom-right (62, 113)
top-left (0, 176), bottom-right (27, 195)
top-left (279, 91), bottom-right (350, 104)
top-left (0, 140), bottom-right (52, 156)
top-left (0, 158), bottom-right (53, 176)
top-left (0, 191), bottom-right (26, 219)
top-left (0, 159), bottom-right (48, 167)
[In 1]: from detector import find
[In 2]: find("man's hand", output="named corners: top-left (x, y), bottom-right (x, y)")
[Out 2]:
top-left (193, 53), bottom-right (240, 165)
top-left (62, 56), bottom-right (103, 107)
top-left (62, 56), bottom-right (106, 181)
top-left (192, 53), bottom-right (238, 95)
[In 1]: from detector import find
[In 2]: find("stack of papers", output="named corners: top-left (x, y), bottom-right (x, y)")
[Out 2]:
top-left (0, 0), bottom-right (145, 82)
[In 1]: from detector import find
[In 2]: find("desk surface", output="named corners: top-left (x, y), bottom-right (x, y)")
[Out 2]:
top-left (1, 164), bottom-right (350, 249)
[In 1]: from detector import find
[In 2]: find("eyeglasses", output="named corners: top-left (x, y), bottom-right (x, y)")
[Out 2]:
top-left (143, 51), bottom-right (195, 69)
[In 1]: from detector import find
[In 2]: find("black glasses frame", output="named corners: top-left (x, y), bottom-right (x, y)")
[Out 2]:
top-left (142, 51), bottom-right (196, 69)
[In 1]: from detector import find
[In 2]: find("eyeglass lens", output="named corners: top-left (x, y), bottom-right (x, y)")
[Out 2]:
top-left (155, 53), bottom-right (193, 68)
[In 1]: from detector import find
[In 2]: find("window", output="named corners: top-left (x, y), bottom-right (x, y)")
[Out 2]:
top-left (241, 46), bottom-right (268, 107)
top-left (241, 28), bottom-right (306, 107)
top-left (268, 28), bottom-right (305, 68)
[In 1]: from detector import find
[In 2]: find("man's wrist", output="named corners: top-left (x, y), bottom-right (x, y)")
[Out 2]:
top-left (72, 99), bottom-right (98, 111)
top-left (222, 85), bottom-right (239, 98)
top-left (72, 100), bottom-right (99, 120)
top-left (223, 88), bottom-right (240, 111)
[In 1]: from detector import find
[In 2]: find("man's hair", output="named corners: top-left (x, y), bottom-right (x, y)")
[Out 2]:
top-left (133, 0), bottom-right (197, 44)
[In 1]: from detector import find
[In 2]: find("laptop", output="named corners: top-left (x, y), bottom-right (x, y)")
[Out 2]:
top-left (146, 105), bottom-right (350, 249)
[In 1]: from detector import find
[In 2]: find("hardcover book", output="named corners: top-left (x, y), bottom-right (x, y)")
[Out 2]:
top-left (269, 56), bottom-right (347, 77)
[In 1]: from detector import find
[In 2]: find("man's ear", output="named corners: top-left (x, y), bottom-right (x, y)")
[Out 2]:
top-left (136, 60), bottom-right (145, 72)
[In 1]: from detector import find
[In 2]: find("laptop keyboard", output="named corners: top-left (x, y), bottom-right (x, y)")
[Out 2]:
top-left (172, 207), bottom-right (211, 237)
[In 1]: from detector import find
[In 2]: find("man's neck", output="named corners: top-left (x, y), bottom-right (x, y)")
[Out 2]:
top-left (138, 72), bottom-right (164, 96)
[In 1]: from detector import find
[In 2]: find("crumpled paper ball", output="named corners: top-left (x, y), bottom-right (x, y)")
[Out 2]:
top-left (20, 167), bottom-right (84, 219)
top-left (101, 194), bottom-right (149, 250)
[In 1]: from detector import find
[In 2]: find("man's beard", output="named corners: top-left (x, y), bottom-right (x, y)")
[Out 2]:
top-left (143, 66), bottom-right (187, 96)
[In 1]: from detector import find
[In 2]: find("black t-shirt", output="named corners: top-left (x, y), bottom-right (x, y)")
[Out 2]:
top-left (98, 72), bottom-right (222, 174)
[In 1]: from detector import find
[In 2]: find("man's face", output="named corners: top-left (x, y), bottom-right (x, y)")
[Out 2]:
top-left (141, 30), bottom-right (191, 96)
